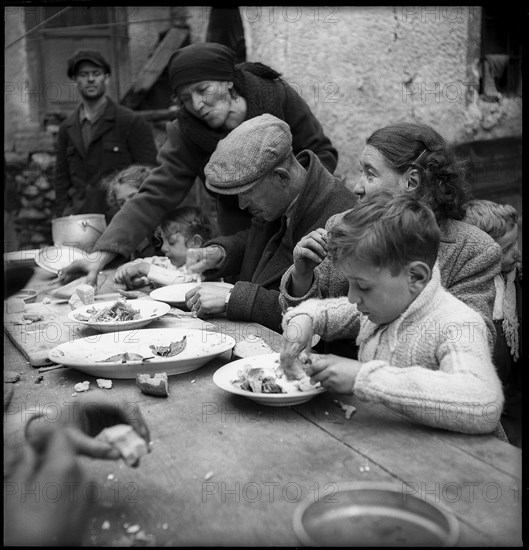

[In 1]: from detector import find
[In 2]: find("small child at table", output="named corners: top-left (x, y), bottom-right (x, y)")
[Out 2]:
top-left (281, 190), bottom-right (504, 435)
top-left (114, 206), bottom-right (214, 288)
top-left (102, 164), bottom-right (159, 258)
top-left (463, 199), bottom-right (522, 447)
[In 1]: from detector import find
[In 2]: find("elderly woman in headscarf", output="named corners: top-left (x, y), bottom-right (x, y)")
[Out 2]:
top-left (60, 43), bottom-right (338, 286)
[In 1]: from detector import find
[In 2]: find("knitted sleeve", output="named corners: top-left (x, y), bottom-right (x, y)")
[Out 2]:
top-left (354, 320), bottom-right (504, 435)
top-left (279, 211), bottom-right (350, 311)
top-left (282, 297), bottom-right (362, 341)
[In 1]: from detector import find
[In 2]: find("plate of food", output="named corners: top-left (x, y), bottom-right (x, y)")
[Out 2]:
top-left (35, 245), bottom-right (86, 274)
top-left (150, 282), bottom-right (234, 307)
top-left (48, 328), bottom-right (236, 378)
top-left (68, 298), bottom-right (170, 333)
top-left (213, 352), bottom-right (325, 407)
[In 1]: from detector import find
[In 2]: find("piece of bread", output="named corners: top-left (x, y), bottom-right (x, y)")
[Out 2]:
top-left (232, 336), bottom-right (275, 359)
top-left (75, 284), bottom-right (94, 305)
top-left (96, 424), bottom-right (148, 467)
top-left (136, 372), bottom-right (169, 397)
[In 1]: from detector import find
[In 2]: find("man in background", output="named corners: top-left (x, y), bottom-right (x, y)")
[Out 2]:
top-left (53, 49), bottom-right (158, 219)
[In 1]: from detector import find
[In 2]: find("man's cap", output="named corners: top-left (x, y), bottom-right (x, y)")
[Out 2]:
top-left (205, 114), bottom-right (293, 195)
top-left (67, 49), bottom-right (111, 79)
top-left (168, 42), bottom-right (236, 93)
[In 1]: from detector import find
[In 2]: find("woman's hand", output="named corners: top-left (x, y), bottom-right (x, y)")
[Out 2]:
top-left (59, 251), bottom-right (116, 287)
top-left (114, 260), bottom-right (150, 288)
top-left (25, 391), bottom-right (151, 462)
top-left (305, 354), bottom-right (362, 394)
top-left (290, 228), bottom-right (328, 296)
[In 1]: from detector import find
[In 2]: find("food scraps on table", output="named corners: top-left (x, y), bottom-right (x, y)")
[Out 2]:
top-left (136, 373), bottom-right (169, 397)
top-left (334, 399), bottom-right (357, 419)
top-left (149, 336), bottom-right (187, 357)
top-left (74, 299), bottom-right (140, 323)
top-left (96, 378), bottom-right (113, 389)
top-left (11, 313), bottom-right (45, 325)
top-left (74, 381), bottom-right (90, 392)
top-left (95, 424), bottom-right (148, 467)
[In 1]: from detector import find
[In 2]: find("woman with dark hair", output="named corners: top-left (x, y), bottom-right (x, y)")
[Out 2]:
top-left (280, 122), bottom-right (502, 347)
top-left (60, 42), bottom-right (338, 286)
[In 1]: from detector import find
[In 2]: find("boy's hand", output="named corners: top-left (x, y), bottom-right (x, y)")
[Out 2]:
top-left (305, 354), bottom-right (362, 394)
top-left (186, 246), bottom-right (224, 274)
top-left (280, 314), bottom-right (314, 360)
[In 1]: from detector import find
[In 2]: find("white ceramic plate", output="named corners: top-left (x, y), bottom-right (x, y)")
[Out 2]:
top-left (35, 245), bottom-right (86, 274)
top-left (213, 352), bottom-right (325, 407)
top-left (48, 328), bottom-right (236, 379)
top-left (68, 299), bottom-right (170, 333)
top-left (150, 282), bottom-right (234, 307)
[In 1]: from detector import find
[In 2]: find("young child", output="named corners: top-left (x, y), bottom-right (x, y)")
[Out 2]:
top-left (281, 190), bottom-right (504, 435)
top-left (463, 199), bottom-right (522, 447)
top-left (102, 164), bottom-right (159, 258)
top-left (114, 206), bottom-right (213, 288)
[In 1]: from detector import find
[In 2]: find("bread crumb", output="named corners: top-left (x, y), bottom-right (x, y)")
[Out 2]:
top-left (97, 378), bottom-right (113, 389)
top-left (101, 520), bottom-right (110, 530)
top-left (204, 471), bottom-right (214, 480)
top-left (126, 525), bottom-right (141, 534)
top-left (74, 381), bottom-right (90, 392)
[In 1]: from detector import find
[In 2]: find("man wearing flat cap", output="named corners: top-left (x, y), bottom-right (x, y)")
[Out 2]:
top-left (53, 48), bottom-right (158, 220)
top-left (182, 114), bottom-right (356, 331)
top-left (59, 42), bottom-right (339, 288)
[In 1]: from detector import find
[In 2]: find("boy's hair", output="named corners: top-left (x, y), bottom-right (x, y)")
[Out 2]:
top-left (463, 199), bottom-right (518, 240)
top-left (102, 164), bottom-right (154, 211)
top-left (328, 190), bottom-right (440, 275)
top-left (157, 206), bottom-right (214, 242)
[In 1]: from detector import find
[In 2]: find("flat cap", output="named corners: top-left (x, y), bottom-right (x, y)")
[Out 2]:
top-left (67, 49), bottom-right (111, 79)
top-left (205, 114), bottom-right (293, 195)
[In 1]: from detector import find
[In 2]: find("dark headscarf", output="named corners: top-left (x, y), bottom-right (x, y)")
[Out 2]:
top-left (168, 43), bottom-right (236, 93)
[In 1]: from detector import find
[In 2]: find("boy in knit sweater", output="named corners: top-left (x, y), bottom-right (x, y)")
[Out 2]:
top-left (281, 191), bottom-right (504, 435)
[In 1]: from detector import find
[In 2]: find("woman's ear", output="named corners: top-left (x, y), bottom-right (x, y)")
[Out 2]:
top-left (407, 261), bottom-right (431, 295)
top-left (406, 168), bottom-right (421, 191)
top-left (188, 234), bottom-right (204, 249)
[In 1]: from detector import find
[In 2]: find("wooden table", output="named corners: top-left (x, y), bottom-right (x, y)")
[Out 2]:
top-left (4, 267), bottom-right (523, 546)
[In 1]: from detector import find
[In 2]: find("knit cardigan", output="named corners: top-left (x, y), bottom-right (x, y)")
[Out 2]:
top-left (282, 265), bottom-right (504, 435)
top-left (280, 213), bottom-right (502, 348)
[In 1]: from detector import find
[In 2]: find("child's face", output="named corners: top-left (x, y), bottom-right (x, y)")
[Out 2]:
top-left (160, 230), bottom-right (188, 267)
top-left (114, 183), bottom-right (139, 209)
top-left (496, 225), bottom-right (519, 274)
top-left (339, 257), bottom-right (417, 325)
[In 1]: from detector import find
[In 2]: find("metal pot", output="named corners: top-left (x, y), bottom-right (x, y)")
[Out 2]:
top-left (52, 214), bottom-right (107, 248)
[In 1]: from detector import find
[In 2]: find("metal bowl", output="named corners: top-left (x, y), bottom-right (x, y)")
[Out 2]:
top-left (11, 289), bottom-right (38, 303)
top-left (293, 481), bottom-right (459, 547)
